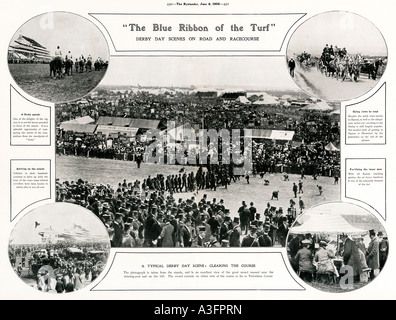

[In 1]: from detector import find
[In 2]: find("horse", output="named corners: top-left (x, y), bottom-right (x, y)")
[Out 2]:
top-left (64, 58), bottom-right (73, 76)
top-left (361, 58), bottom-right (384, 80)
top-left (79, 58), bottom-right (85, 73)
top-left (49, 57), bottom-right (64, 79)
top-left (85, 59), bottom-right (92, 72)
top-left (325, 59), bottom-right (338, 78)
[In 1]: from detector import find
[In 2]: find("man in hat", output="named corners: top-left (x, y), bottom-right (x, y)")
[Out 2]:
top-left (378, 231), bottom-right (389, 271)
top-left (159, 216), bottom-right (175, 247)
top-left (196, 214), bottom-right (211, 246)
top-left (179, 219), bottom-right (193, 247)
top-left (258, 224), bottom-right (273, 247)
top-left (144, 209), bottom-right (162, 247)
top-left (241, 225), bottom-right (259, 247)
top-left (112, 212), bottom-right (124, 247)
top-left (229, 217), bottom-right (241, 247)
top-left (219, 215), bottom-right (232, 242)
top-left (366, 229), bottom-right (380, 279)
top-left (277, 216), bottom-right (289, 247)
top-left (238, 201), bottom-right (250, 235)
top-left (221, 239), bottom-right (230, 248)
top-left (292, 183), bottom-right (298, 198)
top-left (288, 57), bottom-right (296, 77)
top-left (207, 213), bottom-right (221, 240)
top-left (249, 202), bottom-right (257, 224)
top-left (298, 197), bottom-right (305, 214)
top-left (121, 222), bottom-right (136, 247)
top-left (208, 233), bottom-right (221, 247)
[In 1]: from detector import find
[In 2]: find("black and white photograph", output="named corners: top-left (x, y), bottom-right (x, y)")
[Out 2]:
top-left (8, 202), bottom-right (111, 293)
top-left (7, 11), bottom-right (109, 103)
top-left (54, 56), bottom-right (341, 249)
top-left (1, 0), bottom-right (395, 303)
top-left (286, 11), bottom-right (388, 101)
top-left (287, 202), bottom-right (388, 292)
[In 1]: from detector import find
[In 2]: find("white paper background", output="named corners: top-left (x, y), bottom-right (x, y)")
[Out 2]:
top-left (1, 0), bottom-right (395, 300)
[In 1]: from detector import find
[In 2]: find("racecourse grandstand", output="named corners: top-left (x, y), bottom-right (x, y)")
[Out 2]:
top-left (8, 34), bottom-right (52, 63)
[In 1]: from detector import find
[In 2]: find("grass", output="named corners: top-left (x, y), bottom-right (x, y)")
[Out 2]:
top-left (9, 63), bottom-right (107, 103)
top-left (56, 155), bottom-right (341, 217)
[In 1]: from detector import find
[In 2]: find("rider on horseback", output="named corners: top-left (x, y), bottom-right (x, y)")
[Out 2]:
top-left (54, 46), bottom-right (63, 60)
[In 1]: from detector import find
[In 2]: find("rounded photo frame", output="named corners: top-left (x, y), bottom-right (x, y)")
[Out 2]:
top-left (7, 11), bottom-right (110, 103)
top-left (286, 11), bottom-right (388, 102)
top-left (8, 202), bottom-right (111, 294)
top-left (286, 202), bottom-right (388, 293)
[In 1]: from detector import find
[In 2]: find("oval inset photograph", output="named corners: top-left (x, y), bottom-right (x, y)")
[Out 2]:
top-left (286, 202), bottom-right (388, 293)
top-left (8, 11), bottom-right (109, 103)
top-left (286, 11), bottom-right (387, 102)
top-left (8, 202), bottom-right (111, 294)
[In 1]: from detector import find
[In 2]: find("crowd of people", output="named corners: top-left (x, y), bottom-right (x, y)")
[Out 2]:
top-left (9, 241), bottom-right (109, 293)
top-left (55, 168), bottom-right (306, 248)
top-left (287, 229), bottom-right (389, 286)
top-left (56, 89), bottom-right (340, 177)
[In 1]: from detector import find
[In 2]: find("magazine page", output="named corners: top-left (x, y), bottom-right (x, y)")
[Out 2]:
top-left (1, 0), bottom-right (395, 303)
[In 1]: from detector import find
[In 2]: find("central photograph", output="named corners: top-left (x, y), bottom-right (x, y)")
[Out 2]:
top-left (55, 56), bottom-right (341, 248)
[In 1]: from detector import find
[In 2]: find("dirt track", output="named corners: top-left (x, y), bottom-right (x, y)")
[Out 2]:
top-left (292, 64), bottom-right (382, 102)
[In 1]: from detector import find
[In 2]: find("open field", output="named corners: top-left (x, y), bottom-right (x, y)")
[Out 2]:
top-left (9, 63), bottom-right (106, 103)
top-left (56, 155), bottom-right (341, 217)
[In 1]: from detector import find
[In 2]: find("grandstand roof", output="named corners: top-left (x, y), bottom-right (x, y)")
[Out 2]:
top-left (59, 123), bottom-right (97, 133)
top-left (247, 129), bottom-right (295, 141)
top-left (96, 116), bottom-right (161, 129)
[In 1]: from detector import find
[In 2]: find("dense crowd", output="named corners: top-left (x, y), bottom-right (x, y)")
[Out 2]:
top-left (9, 241), bottom-right (109, 293)
top-left (55, 168), bottom-right (303, 248)
top-left (56, 91), bottom-right (340, 177)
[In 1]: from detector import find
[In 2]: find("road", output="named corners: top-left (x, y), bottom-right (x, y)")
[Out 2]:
top-left (292, 63), bottom-right (381, 101)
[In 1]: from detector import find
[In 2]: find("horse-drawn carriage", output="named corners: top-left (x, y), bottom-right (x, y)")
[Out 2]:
top-left (318, 52), bottom-right (361, 82)
top-left (359, 58), bottom-right (385, 80)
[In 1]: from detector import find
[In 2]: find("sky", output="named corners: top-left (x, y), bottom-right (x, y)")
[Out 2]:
top-left (10, 12), bottom-right (109, 60)
top-left (9, 202), bottom-right (108, 245)
top-left (100, 56), bottom-right (300, 91)
top-left (287, 11), bottom-right (388, 57)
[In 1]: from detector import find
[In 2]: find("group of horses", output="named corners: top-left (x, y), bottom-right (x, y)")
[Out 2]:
top-left (318, 53), bottom-right (384, 82)
top-left (49, 56), bottom-right (108, 79)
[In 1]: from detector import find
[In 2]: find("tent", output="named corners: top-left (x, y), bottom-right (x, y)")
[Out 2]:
top-left (236, 96), bottom-right (251, 104)
top-left (61, 116), bottom-right (94, 125)
top-left (252, 92), bottom-right (280, 105)
top-left (290, 213), bottom-right (368, 235)
top-left (325, 142), bottom-right (340, 151)
top-left (300, 101), bottom-right (333, 111)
